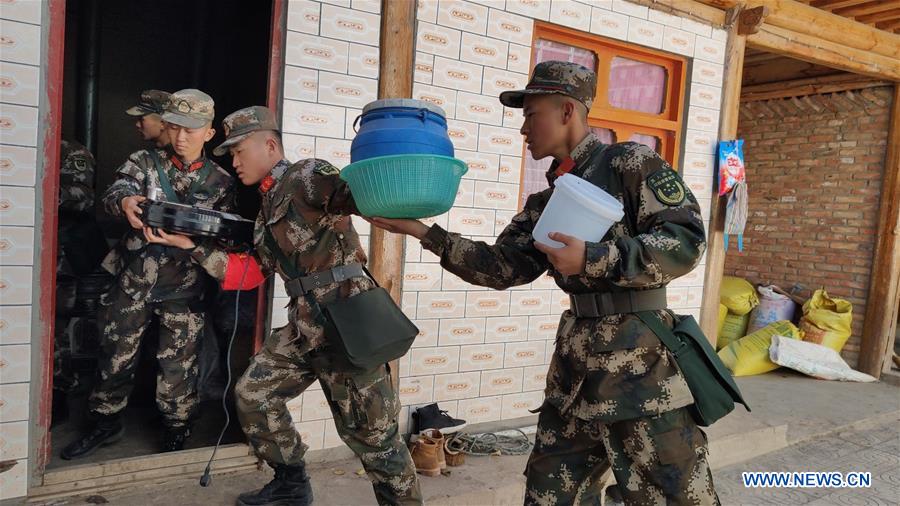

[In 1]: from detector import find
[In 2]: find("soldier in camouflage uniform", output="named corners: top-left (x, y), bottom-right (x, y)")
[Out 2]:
top-left (61, 89), bottom-right (235, 459)
top-left (145, 106), bottom-right (421, 506)
top-left (126, 89), bottom-right (172, 148)
top-left (371, 61), bottom-right (718, 505)
top-left (54, 140), bottom-right (100, 420)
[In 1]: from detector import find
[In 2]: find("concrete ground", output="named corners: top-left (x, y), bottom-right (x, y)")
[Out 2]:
top-left (41, 371), bottom-right (900, 505)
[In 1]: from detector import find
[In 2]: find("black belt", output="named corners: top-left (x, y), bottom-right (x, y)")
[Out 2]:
top-left (569, 288), bottom-right (668, 318)
top-left (284, 263), bottom-right (367, 298)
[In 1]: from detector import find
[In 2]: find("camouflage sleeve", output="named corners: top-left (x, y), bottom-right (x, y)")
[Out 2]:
top-left (102, 151), bottom-right (148, 217)
top-left (584, 143), bottom-right (706, 287)
top-left (297, 159), bottom-right (358, 216)
top-left (420, 193), bottom-right (551, 290)
top-left (59, 154), bottom-right (95, 212)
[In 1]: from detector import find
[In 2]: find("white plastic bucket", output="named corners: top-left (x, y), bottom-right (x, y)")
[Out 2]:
top-left (532, 173), bottom-right (625, 248)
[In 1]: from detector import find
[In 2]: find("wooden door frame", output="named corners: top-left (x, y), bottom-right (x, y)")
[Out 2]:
top-left (31, 0), bottom-right (287, 490)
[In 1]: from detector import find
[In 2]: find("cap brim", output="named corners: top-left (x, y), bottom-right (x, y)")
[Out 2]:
top-left (212, 132), bottom-right (253, 156)
top-left (126, 106), bottom-right (152, 116)
top-left (162, 111), bottom-right (208, 129)
top-left (499, 88), bottom-right (561, 108)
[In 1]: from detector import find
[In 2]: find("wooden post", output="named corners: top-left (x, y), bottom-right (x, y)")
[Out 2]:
top-left (373, 0), bottom-right (416, 389)
top-left (859, 84), bottom-right (900, 379)
top-left (699, 6), bottom-right (748, 343)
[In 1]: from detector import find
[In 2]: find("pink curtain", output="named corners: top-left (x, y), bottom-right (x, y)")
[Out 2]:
top-left (608, 57), bottom-right (666, 114)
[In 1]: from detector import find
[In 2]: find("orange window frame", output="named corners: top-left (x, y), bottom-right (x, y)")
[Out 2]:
top-left (518, 22), bottom-right (689, 199)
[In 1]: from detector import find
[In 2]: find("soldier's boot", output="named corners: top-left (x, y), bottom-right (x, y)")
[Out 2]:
top-left (161, 427), bottom-right (191, 453)
top-left (409, 437), bottom-right (442, 477)
top-left (60, 413), bottom-right (124, 460)
top-left (420, 429), bottom-right (446, 470)
top-left (236, 463), bottom-right (313, 506)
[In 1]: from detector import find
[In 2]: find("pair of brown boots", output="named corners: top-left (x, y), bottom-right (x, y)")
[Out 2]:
top-left (409, 429), bottom-right (464, 477)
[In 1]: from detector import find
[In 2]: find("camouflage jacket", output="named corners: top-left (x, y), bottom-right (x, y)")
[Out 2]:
top-left (101, 147), bottom-right (234, 301)
top-left (59, 140), bottom-right (96, 214)
top-left (192, 159), bottom-right (370, 353)
top-left (421, 133), bottom-right (707, 422)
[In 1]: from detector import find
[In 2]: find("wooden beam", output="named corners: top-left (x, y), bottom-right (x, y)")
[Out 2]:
top-left (700, 6), bottom-right (746, 343)
top-left (373, 0), bottom-right (416, 390)
top-left (741, 73), bottom-right (891, 101)
top-left (748, 23), bottom-right (900, 81)
top-left (627, 0), bottom-right (726, 26)
top-left (856, 8), bottom-right (900, 24)
top-left (834, 1), bottom-right (899, 18)
top-left (812, 0), bottom-right (879, 10)
top-left (743, 58), bottom-right (841, 85)
top-left (859, 84), bottom-right (900, 379)
top-left (878, 18), bottom-right (900, 31)
top-left (698, 0), bottom-right (900, 59)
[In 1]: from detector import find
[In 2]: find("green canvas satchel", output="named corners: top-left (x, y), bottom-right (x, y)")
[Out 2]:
top-left (321, 278), bottom-right (419, 372)
top-left (637, 311), bottom-right (750, 426)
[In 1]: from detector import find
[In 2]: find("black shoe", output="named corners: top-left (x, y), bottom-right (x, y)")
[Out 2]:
top-left (161, 427), bottom-right (191, 453)
top-left (236, 463), bottom-right (313, 506)
top-left (60, 414), bottom-right (124, 460)
top-left (412, 403), bottom-right (467, 435)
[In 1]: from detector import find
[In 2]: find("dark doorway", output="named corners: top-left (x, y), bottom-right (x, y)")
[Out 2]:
top-left (50, 0), bottom-right (272, 470)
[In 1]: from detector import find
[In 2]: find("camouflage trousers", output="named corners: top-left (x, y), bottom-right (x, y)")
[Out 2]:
top-left (235, 333), bottom-right (422, 506)
top-left (525, 404), bottom-right (719, 506)
top-left (88, 286), bottom-right (204, 429)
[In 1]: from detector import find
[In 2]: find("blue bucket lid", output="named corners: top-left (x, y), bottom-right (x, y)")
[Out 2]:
top-left (362, 98), bottom-right (447, 119)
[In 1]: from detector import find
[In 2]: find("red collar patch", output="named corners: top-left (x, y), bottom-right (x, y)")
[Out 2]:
top-left (259, 175), bottom-right (275, 194)
top-left (170, 155), bottom-right (205, 172)
top-left (554, 157), bottom-right (576, 177)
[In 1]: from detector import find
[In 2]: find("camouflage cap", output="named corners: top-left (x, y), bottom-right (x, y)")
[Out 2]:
top-left (499, 60), bottom-right (597, 110)
top-left (213, 106), bottom-right (280, 156)
top-left (125, 89), bottom-right (171, 117)
top-left (161, 88), bottom-right (215, 129)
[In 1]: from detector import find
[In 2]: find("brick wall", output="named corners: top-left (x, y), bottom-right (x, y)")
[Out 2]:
top-left (725, 86), bottom-right (894, 367)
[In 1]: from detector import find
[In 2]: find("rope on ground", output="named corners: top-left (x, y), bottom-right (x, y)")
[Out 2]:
top-left (445, 429), bottom-right (533, 457)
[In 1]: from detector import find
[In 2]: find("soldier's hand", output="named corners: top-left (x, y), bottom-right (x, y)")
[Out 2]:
top-left (534, 232), bottom-right (586, 277)
top-left (143, 226), bottom-right (196, 250)
top-left (121, 195), bottom-right (147, 229)
top-left (367, 217), bottom-right (430, 240)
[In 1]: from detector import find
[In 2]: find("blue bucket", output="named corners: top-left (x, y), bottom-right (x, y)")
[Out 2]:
top-left (351, 99), bottom-right (454, 162)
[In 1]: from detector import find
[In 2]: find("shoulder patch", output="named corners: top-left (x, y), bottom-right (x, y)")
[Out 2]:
top-left (647, 169), bottom-right (686, 206)
top-left (312, 160), bottom-right (339, 176)
top-left (72, 157), bottom-right (89, 172)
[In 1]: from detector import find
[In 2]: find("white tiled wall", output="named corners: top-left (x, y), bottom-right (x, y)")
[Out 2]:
top-left (0, 0), bottom-right (41, 500)
top-left (276, 0), bottom-right (723, 451)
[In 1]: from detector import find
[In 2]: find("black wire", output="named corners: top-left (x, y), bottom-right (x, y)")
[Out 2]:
top-left (201, 253), bottom-right (252, 487)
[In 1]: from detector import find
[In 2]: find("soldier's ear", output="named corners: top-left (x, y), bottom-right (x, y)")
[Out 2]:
top-left (204, 127), bottom-right (216, 142)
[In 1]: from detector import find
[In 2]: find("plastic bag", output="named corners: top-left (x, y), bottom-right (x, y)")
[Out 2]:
top-left (800, 289), bottom-right (853, 352)
top-left (769, 335), bottom-right (875, 382)
top-left (718, 320), bottom-right (801, 376)
top-left (718, 139), bottom-right (746, 197)
top-left (747, 285), bottom-right (797, 334)
top-left (717, 312), bottom-right (750, 351)
top-left (720, 276), bottom-right (759, 315)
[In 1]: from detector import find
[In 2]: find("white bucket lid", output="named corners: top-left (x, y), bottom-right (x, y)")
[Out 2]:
top-left (554, 174), bottom-right (624, 221)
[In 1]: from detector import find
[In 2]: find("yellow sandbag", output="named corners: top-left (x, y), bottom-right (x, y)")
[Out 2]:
top-left (718, 320), bottom-right (801, 376)
top-left (720, 276), bottom-right (759, 316)
top-left (717, 304), bottom-right (728, 336)
top-left (800, 289), bottom-right (853, 352)
top-left (717, 311), bottom-right (750, 351)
